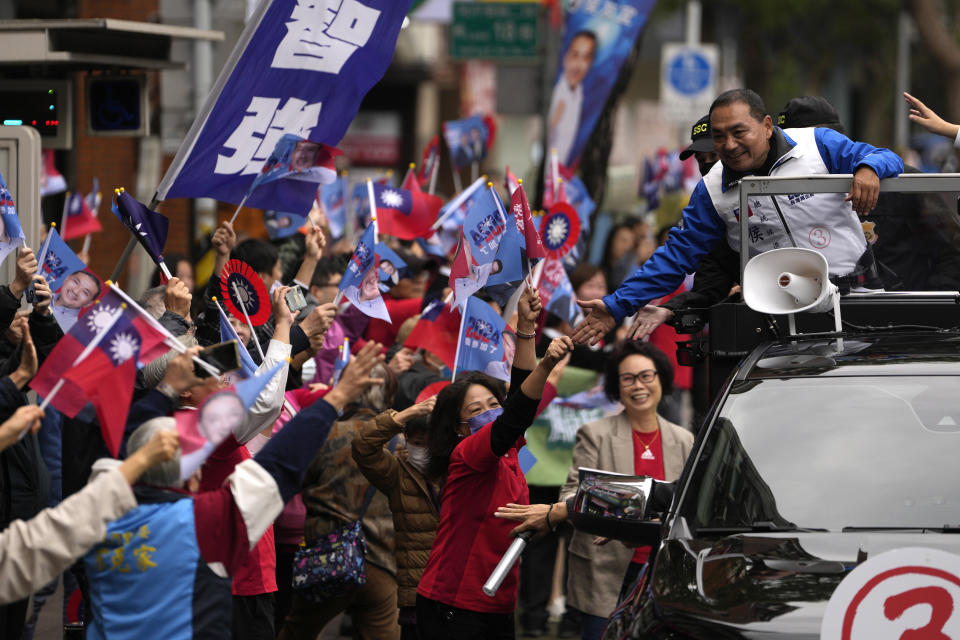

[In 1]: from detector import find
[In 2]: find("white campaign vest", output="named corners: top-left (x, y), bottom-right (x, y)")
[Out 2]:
top-left (702, 127), bottom-right (867, 276)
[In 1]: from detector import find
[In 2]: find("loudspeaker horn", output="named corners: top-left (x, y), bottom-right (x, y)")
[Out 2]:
top-left (743, 248), bottom-right (838, 315)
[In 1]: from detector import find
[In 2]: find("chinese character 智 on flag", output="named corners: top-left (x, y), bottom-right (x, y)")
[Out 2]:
top-left (157, 0), bottom-right (413, 209)
top-left (455, 297), bottom-right (510, 382)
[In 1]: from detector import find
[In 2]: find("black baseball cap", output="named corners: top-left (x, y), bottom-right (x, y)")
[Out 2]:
top-left (679, 114), bottom-right (713, 160)
top-left (777, 96), bottom-right (843, 130)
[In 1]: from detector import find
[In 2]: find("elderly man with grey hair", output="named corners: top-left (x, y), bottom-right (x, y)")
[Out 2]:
top-left (79, 340), bottom-right (387, 640)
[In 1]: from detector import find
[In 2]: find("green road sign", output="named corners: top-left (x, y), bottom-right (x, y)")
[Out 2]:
top-left (450, 2), bottom-right (540, 61)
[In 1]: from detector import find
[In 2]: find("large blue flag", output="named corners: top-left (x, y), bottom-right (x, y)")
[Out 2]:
top-left (455, 297), bottom-right (510, 382)
top-left (243, 133), bottom-right (341, 213)
top-left (156, 0), bottom-right (412, 209)
top-left (0, 172), bottom-right (25, 266)
top-left (112, 190), bottom-right (169, 267)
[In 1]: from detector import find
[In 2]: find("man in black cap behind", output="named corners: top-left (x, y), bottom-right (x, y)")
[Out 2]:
top-left (679, 114), bottom-right (720, 177)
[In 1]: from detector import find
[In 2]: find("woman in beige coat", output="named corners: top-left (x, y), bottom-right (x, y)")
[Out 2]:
top-left (497, 340), bottom-right (694, 640)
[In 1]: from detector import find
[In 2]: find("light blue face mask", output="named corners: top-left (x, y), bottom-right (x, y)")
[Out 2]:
top-left (464, 407), bottom-right (504, 435)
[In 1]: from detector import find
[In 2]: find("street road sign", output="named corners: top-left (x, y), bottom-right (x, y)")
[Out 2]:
top-left (660, 42), bottom-right (718, 123)
top-left (450, 2), bottom-right (539, 61)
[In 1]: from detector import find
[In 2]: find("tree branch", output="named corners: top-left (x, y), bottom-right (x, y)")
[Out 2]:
top-left (911, 0), bottom-right (960, 71)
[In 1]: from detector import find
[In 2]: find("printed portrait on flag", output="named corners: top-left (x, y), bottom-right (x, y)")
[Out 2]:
top-left (548, 0), bottom-right (655, 169)
top-left (179, 390), bottom-right (246, 480)
top-left (39, 228), bottom-right (100, 333)
top-left (442, 115), bottom-right (491, 169)
top-left (340, 223), bottom-right (391, 322)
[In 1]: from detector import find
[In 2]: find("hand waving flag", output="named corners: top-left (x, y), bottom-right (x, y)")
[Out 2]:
top-left (339, 222), bottom-right (391, 322)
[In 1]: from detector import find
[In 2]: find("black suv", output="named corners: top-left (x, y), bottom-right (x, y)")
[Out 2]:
top-left (603, 330), bottom-right (960, 639)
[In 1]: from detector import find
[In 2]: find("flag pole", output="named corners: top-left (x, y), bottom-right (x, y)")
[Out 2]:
top-left (366, 178), bottom-right (379, 245)
top-left (231, 281), bottom-right (265, 361)
top-left (107, 282), bottom-right (220, 377)
top-left (38, 302), bottom-right (126, 412)
top-left (451, 302), bottom-right (467, 383)
top-left (81, 190), bottom-right (101, 257)
top-left (451, 164), bottom-right (463, 194)
top-left (550, 149), bottom-right (560, 201)
top-left (228, 195), bottom-right (248, 226)
top-left (58, 193), bottom-right (69, 242)
top-left (431, 176), bottom-right (487, 230)
top-left (35, 222), bottom-right (56, 269)
top-left (428, 157), bottom-right (439, 196)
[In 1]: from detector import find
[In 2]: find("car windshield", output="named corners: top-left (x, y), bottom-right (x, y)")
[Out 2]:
top-left (684, 376), bottom-right (960, 532)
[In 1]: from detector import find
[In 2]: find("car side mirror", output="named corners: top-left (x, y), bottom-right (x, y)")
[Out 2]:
top-left (569, 468), bottom-right (674, 547)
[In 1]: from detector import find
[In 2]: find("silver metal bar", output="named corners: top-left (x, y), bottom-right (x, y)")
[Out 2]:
top-left (735, 173), bottom-right (960, 281)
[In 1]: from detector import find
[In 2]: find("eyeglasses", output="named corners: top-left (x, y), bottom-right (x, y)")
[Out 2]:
top-left (618, 370), bottom-right (658, 387)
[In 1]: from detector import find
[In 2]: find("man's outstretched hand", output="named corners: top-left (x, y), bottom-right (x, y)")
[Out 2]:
top-left (571, 299), bottom-right (615, 345)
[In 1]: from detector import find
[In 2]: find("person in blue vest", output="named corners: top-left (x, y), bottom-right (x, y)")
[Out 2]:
top-left (572, 88), bottom-right (905, 345)
top-left (81, 341), bottom-right (386, 640)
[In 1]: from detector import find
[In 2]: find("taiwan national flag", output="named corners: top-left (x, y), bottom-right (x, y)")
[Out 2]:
top-left (0, 172), bottom-right (25, 266)
top-left (339, 222), bottom-right (391, 323)
top-left (403, 299), bottom-right (460, 370)
top-left (32, 290), bottom-right (169, 455)
top-left (62, 191), bottom-right (102, 241)
top-left (112, 190), bottom-right (169, 268)
top-left (371, 183), bottom-right (442, 240)
top-left (455, 297), bottom-right (510, 382)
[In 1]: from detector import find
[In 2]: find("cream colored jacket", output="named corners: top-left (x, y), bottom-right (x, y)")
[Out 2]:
top-left (0, 467), bottom-right (136, 604)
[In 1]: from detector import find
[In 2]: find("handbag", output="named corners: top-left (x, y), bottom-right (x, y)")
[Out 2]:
top-left (291, 437), bottom-right (397, 601)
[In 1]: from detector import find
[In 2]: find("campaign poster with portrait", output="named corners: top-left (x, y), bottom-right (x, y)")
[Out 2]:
top-left (442, 115), bottom-right (491, 169)
top-left (547, 0), bottom-right (656, 169)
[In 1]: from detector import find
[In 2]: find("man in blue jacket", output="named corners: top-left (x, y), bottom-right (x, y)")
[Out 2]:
top-left (572, 88), bottom-right (905, 345)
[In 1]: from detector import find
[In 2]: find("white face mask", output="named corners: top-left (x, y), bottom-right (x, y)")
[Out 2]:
top-left (269, 280), bottom-right (281, 295)
top-left (406, 444), bottom-right (430, 474)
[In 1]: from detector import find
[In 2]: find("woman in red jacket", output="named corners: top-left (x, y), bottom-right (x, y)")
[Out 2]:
top-left (416, 286), bottom-right (574, 639)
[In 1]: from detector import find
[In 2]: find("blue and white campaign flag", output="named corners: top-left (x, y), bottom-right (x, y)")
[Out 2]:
top-left (455, 297), bottom-right (510, 382)
top-left (320, 176), bottom-right (348, 239)
top-left (156, 0), bottom-right (413, 210)
top-left (0, 172), bottom-right (25, 266)
top-left (547, 0), bottom-right (656, 169)
top-left (485, 188), bottom-right (526, 306)
top-left (38, 228), bottom-right (87, 294)
top-left (449, 187), bottom-right (507, 307)
top-left (339, 222), bottom-right (390, 322)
